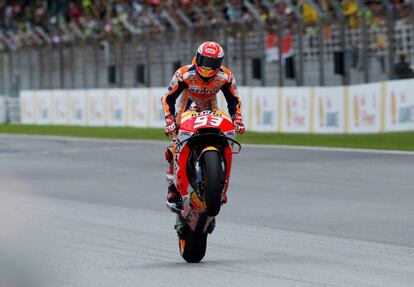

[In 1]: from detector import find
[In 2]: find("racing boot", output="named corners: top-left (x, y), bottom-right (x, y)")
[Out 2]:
top-left (166, 167), bottom-right (181, 203)
top-left (167, 183), bottom-right (181, 203)
top-left (166, 164), bottom-right (182, 204)
top-left (165, 146), bottom-right (181, 203)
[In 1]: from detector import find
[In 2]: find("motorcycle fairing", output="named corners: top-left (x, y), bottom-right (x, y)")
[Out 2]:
top-left (179, 110), bottom-right (235, 133)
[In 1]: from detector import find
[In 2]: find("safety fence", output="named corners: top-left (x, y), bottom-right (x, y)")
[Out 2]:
top-left (2, 22), bottom-right (414, 94)
top-left (0, 96), bottom-right (20, 123)
top-left (19, 79), bottom-right (414, 134)
top-left (0, 96), bottom-right (5, 123)
top-left (2, 0), bottom-right (414, 97)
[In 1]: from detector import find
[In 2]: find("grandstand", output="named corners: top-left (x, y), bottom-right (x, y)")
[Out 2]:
top-left (1, 0), bottom-right (414, 95)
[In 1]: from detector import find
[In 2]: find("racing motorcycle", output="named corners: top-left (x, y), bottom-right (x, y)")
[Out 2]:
top-left (166, 109), bottom-right (241, 263)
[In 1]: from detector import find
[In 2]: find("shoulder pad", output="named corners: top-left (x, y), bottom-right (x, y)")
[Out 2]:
top-left (220, 66), bottom-right (233, 77)
top-left (216, 66), bottom-right (233, 82)
top-left (175, 65), bottom-right (192, 81)
top-left (181, 65), bottom-right (197, 81)
top-left (221, 66), bottom-right (232, 75)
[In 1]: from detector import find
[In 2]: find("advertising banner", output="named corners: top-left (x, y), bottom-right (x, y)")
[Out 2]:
top-left (348, 83), bottom-right (381, 133)
top-left (150, 88), bottom-right (166, 128)
top-left (250, 87), bottom-right (278, 132)
top-left (128, 89), bottom-right (149, 127)
top-left (51, 90), bottom-right (68, 125)
top-left (106, 89), bottom-right (126, 126)
top-left (20, 91), bottom-right (35, 124)
top-left (385, 80), bottom-right (414, 132)
top-left (16, 83), bottom-right (414, 133)
top-left (67, 90), bottom-right (86, 125)
top-left (313, 87), bottom-right (344, 133)
top-left (87, 89), bottom-right (106, 126)
top-left (34, 90), bottom-right (51, 124)
top-left (237, 87), bottom-right (250, 130)
top-left (281, 87), bottom-right (311, 133)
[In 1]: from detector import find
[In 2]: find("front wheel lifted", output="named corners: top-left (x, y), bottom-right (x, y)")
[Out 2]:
top-left (202, 150), bottom-right (224, 217)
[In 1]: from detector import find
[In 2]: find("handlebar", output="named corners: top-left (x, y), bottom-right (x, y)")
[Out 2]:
top-left (174, 132), bottom-right (242, 154)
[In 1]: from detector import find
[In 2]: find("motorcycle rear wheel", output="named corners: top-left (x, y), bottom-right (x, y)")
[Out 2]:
top-left (179, 232), bottom-right (207, 263)
top-left (202, 150), bottom-right (223, 217)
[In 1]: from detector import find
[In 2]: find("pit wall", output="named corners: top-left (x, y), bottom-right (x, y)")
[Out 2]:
top-left (19, 80), bottom-right (414, 133)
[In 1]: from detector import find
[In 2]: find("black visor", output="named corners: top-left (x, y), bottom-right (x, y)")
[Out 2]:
top-left (196, 53), bottom-right (223, 70)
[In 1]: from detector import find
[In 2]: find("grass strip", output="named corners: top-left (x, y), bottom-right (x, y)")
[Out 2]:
top-left (0, 125), bottom-right (167, 141)
top-left (1, 124), bottom-right (413, 151)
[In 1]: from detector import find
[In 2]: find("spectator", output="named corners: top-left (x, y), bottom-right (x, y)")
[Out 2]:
top-left (394, 53), bottom-right (414, 79)
top-left (375, 35), bottom-right (386, 74)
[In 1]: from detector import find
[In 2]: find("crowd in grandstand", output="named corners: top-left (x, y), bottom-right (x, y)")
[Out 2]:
top-left (1, 1), bottom-right (250, 34)
top-left (0, 1), bottom-right (413, 45)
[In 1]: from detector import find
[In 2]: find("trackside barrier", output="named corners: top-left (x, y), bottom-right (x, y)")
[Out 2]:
top-left (19, 80), bottom-right (414, 133)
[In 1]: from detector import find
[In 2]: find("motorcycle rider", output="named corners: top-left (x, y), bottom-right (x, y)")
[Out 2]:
top-left (162, 41), bottom-right (245, 203)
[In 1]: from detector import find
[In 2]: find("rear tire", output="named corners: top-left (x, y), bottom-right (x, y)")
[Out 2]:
top-left (202, 151), bottom-right (224, 217)
top-left (179, 232), bottom-right (207, 263)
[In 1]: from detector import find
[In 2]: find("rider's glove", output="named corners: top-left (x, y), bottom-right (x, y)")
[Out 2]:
top-left (232, 113), bottom-right (245, 134)
top-left (165, 115), bottom-right (177, 136)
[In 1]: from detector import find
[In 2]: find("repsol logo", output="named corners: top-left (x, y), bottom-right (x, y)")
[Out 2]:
top-left (188, 86), bottom-right (220, 94)
top-left (190, 110), bottom-right (221, 117)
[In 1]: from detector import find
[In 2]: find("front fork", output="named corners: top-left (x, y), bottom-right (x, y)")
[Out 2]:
top-left (167, 146), bottom-right (221, 236)
top-left (194, 157), bottom-right (228, 203)
top-left (195, 160), bottom-right (203, 192)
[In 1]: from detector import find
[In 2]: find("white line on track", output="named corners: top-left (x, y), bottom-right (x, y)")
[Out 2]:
top-left (1, 134), bottom-right (414, 156)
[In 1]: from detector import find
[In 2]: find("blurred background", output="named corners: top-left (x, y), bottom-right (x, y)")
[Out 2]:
top-left (1, 4), bottom-right (413, 284)
top-left (1, 0), bottom-right (414, 96)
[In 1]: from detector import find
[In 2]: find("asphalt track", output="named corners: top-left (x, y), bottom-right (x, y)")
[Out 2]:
top-left (0, 134), bottom-right (413, 287)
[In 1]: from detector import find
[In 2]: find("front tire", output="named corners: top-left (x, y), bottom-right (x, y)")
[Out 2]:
top-left (179, 232), bottom-right (207, 263)
top-left (202, 151), bottom-right (224, 217)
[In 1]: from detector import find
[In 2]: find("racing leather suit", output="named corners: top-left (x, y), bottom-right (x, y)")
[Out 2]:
top-left (162, 64), bottom-right (242, 123)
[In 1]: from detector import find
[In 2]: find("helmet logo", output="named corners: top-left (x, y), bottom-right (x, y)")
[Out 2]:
top-left (205, 48), bottom-right (216, 54)
top-left (201, 42), bottom-right (221, 57)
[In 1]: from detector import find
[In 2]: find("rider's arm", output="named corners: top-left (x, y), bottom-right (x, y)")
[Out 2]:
top-left (220, 70), bottom-right (242, 118)
top-left (162, 70), bottom-right (188, 117)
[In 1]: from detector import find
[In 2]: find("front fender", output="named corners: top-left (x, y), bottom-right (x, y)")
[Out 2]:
top-left (198, 146), bottom-right (219, 161)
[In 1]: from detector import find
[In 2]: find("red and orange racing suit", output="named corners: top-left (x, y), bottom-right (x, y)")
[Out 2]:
top-left (161, 64), bottom-right (242, 123)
